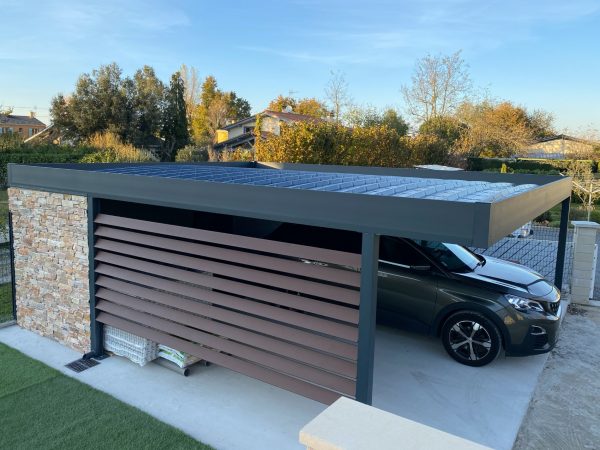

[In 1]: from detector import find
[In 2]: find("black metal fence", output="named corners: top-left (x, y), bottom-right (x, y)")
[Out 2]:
top-left (0, 241), bottom-right (14, 324)
top-left (472, 201), bottom-right (574, 294)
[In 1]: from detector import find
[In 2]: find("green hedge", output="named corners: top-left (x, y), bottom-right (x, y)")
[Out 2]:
top-left (467, 157), bottom-right (597, 174)
top-left (0, 145), bottom-right (95, 186)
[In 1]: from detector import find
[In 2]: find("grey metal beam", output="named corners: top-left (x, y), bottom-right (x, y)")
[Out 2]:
top-left (355, 232), bottom-right (380, 405)
top-left (554, 197), bottom-right (571, 291)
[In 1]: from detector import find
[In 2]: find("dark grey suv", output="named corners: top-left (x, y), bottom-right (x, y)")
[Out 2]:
top-left (377, 237), bottom-right (562, 366)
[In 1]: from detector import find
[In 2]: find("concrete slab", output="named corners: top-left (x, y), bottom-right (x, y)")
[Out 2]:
top-left (0, 324), bottom-right (548, 450)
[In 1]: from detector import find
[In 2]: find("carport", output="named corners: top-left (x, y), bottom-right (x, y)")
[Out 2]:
top-left (7, 161), bottom-right (572, 405)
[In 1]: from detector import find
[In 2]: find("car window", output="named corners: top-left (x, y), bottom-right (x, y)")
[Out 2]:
top-left (412, 240), bottom-right (478, 272)
top-left (379, 237), bottom-right (430, 267)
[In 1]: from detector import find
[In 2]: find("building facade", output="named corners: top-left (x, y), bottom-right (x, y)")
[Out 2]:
top-left (0, 113), bottom-right (47, 140)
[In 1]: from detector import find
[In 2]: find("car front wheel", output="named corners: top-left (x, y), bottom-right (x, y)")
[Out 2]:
top-left (441, 311), bottom-right (502, 367)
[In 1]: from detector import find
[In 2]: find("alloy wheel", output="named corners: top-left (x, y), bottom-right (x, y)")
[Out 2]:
top-left (448, 320), bottom-right (492, 361)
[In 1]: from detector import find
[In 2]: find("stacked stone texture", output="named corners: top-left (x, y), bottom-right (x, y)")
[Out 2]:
top-left (8, 188), bottom-right (91, 353)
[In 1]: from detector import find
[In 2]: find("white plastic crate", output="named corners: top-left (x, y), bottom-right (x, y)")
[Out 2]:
top-left (104, 326), bottom-right (158, 366)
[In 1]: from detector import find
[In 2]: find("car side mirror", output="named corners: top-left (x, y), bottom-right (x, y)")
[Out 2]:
top-left (411, 265), bottom-right (431, 271)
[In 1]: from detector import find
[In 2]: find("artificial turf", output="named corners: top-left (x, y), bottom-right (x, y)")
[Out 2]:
top-left (0, 343), bottom-right (213, 450)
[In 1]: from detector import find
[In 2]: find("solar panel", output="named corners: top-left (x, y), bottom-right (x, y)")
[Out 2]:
top-left (86, 164), bottom-right (538, 203)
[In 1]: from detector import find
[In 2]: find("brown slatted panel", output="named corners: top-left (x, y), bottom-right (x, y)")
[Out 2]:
top-left (96, 275), bottom-right (357, 360)
top-left (95, 225), bottom-right (361, 287)
top-left (95, 213), bottom-right (361, 269)
top-left (96, 260), bottom-right (358, 342)
top-left (95, 248), bottom-right (359, 319)
top-left (95, 287), bottom-right (356, 378)
top-left (95, 239), bottom-right (359, 305)
top-left (96, 300), bottom-right (355, 395)
top-left (97, 312), bottom-right (342, 404)
top-left (94, 213), bottom-right (361, 404)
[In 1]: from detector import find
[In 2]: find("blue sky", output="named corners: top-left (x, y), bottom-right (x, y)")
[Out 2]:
top-left (1, 0), bottom-right (599, 133)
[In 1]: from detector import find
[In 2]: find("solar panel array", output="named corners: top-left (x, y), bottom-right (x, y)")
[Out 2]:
top-left (91, 165), bottom-right (538, 203)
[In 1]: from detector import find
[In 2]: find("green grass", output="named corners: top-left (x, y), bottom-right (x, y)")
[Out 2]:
top-left (0, 283), bottom-right (12, 322)
top-left (0, 343), bottom-right (212, 450)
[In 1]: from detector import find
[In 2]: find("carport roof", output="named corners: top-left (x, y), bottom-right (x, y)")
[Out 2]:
top-left (7, 161), bottom-right (571, 248)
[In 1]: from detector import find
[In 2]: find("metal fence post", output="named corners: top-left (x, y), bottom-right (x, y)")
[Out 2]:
top-left (554, 197), bottom-right (571, 291)
top-left (356, 232), bottom-right (380, 405)
top-left (8, 211), bottom-right (17, 321)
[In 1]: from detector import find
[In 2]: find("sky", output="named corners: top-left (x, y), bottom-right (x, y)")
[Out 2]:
top-left (1, 0), bottom-right (599, 133)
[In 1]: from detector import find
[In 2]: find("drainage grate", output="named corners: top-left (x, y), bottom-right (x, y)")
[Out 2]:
top-left (65, 358), bottom-right (100, 373)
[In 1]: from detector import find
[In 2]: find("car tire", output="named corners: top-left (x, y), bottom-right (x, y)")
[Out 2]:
top-left (441, 311), bottom-right (502, 367)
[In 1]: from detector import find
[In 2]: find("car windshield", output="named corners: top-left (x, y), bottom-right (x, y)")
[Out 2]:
top-left (412, 240), bottom-right (480, 272)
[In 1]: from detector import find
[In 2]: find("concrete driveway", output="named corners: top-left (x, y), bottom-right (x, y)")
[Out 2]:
top-left (0, 324), bottom-right (548, 450)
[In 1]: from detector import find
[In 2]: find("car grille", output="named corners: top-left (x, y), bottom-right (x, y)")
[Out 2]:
top-left (546, 300), bottom-right (561, 315)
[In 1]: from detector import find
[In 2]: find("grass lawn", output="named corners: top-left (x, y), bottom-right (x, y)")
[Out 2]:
top-left (0, 343), bottom-right (212, 450)
top-left (0, 283), bottom-right (12, 322)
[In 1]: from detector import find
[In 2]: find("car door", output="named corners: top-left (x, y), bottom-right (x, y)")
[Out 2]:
top-left (377, 237), bottom-right (439, 333)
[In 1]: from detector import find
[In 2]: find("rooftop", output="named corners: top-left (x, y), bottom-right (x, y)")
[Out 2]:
top-left (93, 164), bottom-right (535, 203)
top-left (0, 114), bottom-right (46, 127)
top-left (7, 162), bottom-right (572, 247)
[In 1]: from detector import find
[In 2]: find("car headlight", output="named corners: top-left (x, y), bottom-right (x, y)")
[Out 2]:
top-left (505, 294), bottom-right (545, 313)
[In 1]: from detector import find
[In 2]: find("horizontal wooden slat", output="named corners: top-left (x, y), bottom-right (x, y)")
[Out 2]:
top-left (95, 213), bottom-right (361, 269)
top-left (95, 248), bottom-right (358, 318)
top-left (95, 258), bottom-right (359, 341)
top-left (95, 226), bottom-right (361, 287)
top-left (95, 287), bottom-right (356, 378)
top-left (97, 312), bottom-right (343, 404)
top-left (96, 275), bottom-right (357, 360)
top-left (95, 239), bottom-right (359, 305)
top-left (97, 300), bottom-right (355, 396)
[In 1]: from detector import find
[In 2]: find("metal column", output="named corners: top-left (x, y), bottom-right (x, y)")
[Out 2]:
top-left (355, 232), bottom-right (380, 404)
top-left (554, 197), bottom-right (571, 291)
top-left (88, 197), bottom-right (103, 356)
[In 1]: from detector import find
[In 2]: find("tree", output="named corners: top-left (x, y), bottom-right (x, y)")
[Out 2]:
top-left (381, 109), bottom-right (409, 136)
top-left (180, 64), bottom-right (200, 125)
top-left (127, 65), bottom-right (164, 146)
top-left (419, 116), bottom-right (465, 147)
top-left (344, 105), bottom-right (409, 135)
top-left (455, 101), bottom-right (539, 157)
top-left (267, 95), bottom-right (328, 118)
top-left (567, 161), bottom-right (600, 221)
top-left (191, 76), bottom-right (252, 144)
top-left (50, 63), bottom-right (130, 141)
top-left (161, 71), bottom-right (189, 159)
top-left (325, 70), bottom-right (351, 122)
top-left (267, 95), bottom-right (297, 112)
top-left (402, 51), bottom-right (471, 123)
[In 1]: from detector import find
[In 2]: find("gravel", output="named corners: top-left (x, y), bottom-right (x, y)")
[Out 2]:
top-left (513, 304), bottom-right (600, 450)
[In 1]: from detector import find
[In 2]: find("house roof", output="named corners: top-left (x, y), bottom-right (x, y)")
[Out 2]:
top-left (534, 134), bottom-right (598, 146)
top-left (262, 110), bottom-right (326, 124)
top-left (219, 110), bottom-right (326, 131)
top-left (0, 114), bottom-right (46, 127)
top-left (7, 161), bottom-right (571, 247)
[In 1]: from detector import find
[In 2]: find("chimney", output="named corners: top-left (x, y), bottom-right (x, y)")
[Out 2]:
top-left (29, 111), bottom-right (35, 118)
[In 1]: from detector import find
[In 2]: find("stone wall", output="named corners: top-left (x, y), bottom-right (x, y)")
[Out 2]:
top-left (8, 188), bottom-right (91, 353)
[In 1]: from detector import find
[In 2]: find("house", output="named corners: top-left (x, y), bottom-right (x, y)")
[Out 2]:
top-left (214, 109), bottom-right (326, 151)
top-left (520, 134), bottom-right (599, 159)
top-left (0, 112), bottom-right (46, 140)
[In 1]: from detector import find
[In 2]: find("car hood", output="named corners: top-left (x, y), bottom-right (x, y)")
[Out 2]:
top-left (455, 256), bottom-right (556, 298)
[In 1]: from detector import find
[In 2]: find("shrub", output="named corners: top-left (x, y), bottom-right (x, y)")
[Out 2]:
top-left (175, 145), bottom-right (209, 162)
top-left (80, 132), bottom-right (157, 163)
top-left (255, 121), bottom-right (449, 168)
